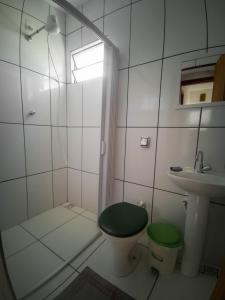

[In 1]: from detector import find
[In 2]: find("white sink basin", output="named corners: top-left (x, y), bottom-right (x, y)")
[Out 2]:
top-left (168, 167), bottom-right (225, 197)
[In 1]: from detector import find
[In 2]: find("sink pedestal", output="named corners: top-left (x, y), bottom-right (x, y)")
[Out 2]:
top-left (181, 194), bottom-right (209, 277)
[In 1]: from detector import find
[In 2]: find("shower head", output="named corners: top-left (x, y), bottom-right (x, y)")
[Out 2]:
top-left (25, 15), bottom-right (60, 41)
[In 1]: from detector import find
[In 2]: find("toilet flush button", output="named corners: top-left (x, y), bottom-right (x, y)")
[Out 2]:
top-left (140, 136), bottom-right (150, 148)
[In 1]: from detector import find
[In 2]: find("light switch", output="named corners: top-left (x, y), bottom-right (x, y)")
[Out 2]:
top-left (140, 136), bottom-right (150, 148)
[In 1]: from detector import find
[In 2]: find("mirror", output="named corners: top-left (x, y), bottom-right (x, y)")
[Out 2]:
top-left (180, 54), bottom-right (225, 106)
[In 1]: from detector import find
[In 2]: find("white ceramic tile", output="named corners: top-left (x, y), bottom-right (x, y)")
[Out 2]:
top-left (83, 78), bottom-right (102, 127)
top-left (130, 0), bottom-right (164, 66)
top-left (50, 6), bottom-right (66, 35)
top-left (125, 128), bottom-right (157, 187)
top-left (52, 127), bottom-right (67, 169)
top-left (82, 172), bottom-right (99, 213)
top-left (198, 128), bottom-right (225, 174)
top-left (68, 127), bottom-right (82, 169)
top-left (41, 215), bottom-right (99, 260)
top-left (71, 206), bottom-right (84, 214)
top-left (159, 52), bottom-right (203, 127)
top-left (150, 271), bottom-right (216, 300)
top-left (67, 83), bottom-right (82, 126)
top-left (82, 128), bottom-right (100, 173)
top-left (82, 19), bottom-right (103, 46)
top-left (0, 178), bottom-right (27, 230)
top-left (53, 169), bottom-right (67, 207)
top-left (83, 0), bottom-right (104, 21)
top-left (114, 128), bottom-right (126, 180)
top-left (105, 0), bottom-right (130, 14)
top-left (6, 242), bottom-right (66, 299)
top-left (104, 6), bottom-right (130, 68)
top-left (124, 182), bottom-right (153, 218)
top-left (22, 206), bottom-right (76, 239)
top-left (66, 7), bottom-right (82, 35)
top-left (0, 124), bottom-right (25, 182)
top-left (66, 29), bottom-right (81, 83)
top-left (50, 80), bottom-right (67, 126)
top-left (207, 0), bottom-right (225, 47)
top-left (201, 106), bottom-right (225, 127)
top-left (112, 179), bottom-right (124, 204)
top-left (23, 0), bottom-right (49, 22)
top-left (27, 172), bottom-right (53, 218)
top-left (22, 69), bottom-right (50, 125)
top-left (48, 33), bottom-right (66, 82)
top-left (155, 128), bottom-right (198, 193)
top-left (128, 60), bottom-right (161, 127)
top-left (204, 202), bottom-right (225, 267)
top-left (164, 0), bottom-right (206, 57)
top-left (0, 4), bottom-right (20, 64)
top-left (25, 125), bottom-right (52, 175)
top-left (68, 168), bottom-right (81, 207)
top-left (152, 189), bottom-right (186, 233)
top-left (81, 210), bottom-right (97, 222)
top-left (21, 14), bottom-right (49, 76)
top-left (1, 226), bottom-right (35, 258)
top-left (0, 61), bottom-right (22, 123)
top-left (78, 242), bottom-right (157, 300)
top-left (0, 0), bottom-right (23, 9)
top-left (117, 69), bottom-right (128, 127)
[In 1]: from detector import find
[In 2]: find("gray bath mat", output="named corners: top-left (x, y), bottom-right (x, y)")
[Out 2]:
top-left (55, 267), bottom-right (135, 300)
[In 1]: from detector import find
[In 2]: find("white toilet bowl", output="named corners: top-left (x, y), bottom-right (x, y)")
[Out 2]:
top-left (99, 202), bottom-right (148, 277)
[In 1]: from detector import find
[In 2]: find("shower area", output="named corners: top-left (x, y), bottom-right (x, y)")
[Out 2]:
top-left (0, 0), bottom-right (117, 299)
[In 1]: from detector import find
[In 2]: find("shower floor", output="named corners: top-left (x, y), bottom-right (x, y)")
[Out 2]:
top-left (1, 204), bottom-right (99, 299)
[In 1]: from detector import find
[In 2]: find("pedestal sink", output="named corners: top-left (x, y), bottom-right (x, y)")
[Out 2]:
top-left (168, 167), bottom-right (225, 277)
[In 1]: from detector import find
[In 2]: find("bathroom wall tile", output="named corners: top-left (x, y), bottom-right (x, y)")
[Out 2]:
top-left (68, 127), bottom-right (82, 170)
top-left (204, 202), bottom-right (225, 266)
top-left (82, 19), bottom-right (103, 46)
top-left (201, 107), bottom-right (225, 127)
top-left (125, 128), bottom-right (157, 187)
top-left (155, 128), bottom-right (198, 194)
top-left (0, 4), bottom-right (20, 64)
top-left (207, 0), bottom-right (225, 47)
top-left (112, 179), bottom-right (123, 204)
top-left (114, 128), bottom-right (126, 180)
top-left (104, 6), bottom-right (130, 69)
top-left (68, 168), bottom-right (81, 207)
top-left (0, 0), bottom-right (23, 10)
top-left (66, 29), bottom-right (81, 83)
top-left (53, 169), bottom-right (67, 207)
top-left (159, 52), bottom-right (205, 127)
top-left (82, 172), bottom-right (99, 213)
top-left (198, 128), bottom-right (225, 174)
top-left (23, 0), bottom-right (49, 23)
top-left (83, 0), bottom-right (104, 21)
top-left (49, 33), bottom-right (66, 83)
top-left (50, 80), bottom-right (67, 126)
top-left (164, 0), bottom-right (206, 57)
top-left (67, 83), bottom-right (82, 126)
top-left (82, 128), bottom-right (101, 174)
top-left (50, 6), bottom-right (66, 35)
top-left (27, 172), bottom-right (53, 218)
top-left (66, 6), bottom-right (82, 35)
top-left (0, 124), bottom-right (25, 182)
top-left (152, 189), bottom-right (186, 233)
top-left (127, 60), bottom-right (161, 127)
top-left (0, 178), bottom-right (27, 231)
top-left (130, 0), bottom-right (164, 66)
top-left (0, 61), bottom-right (22, 123)
top-left (105, 0), bottom-right (131, 14)
top-left (83, 78), bottom-right (102, 127)
top-left (116, 69), bottom-right (128, 127)
top-left (22, 69), bottom-right (50, 125)
top-left (52, 127), bottom-right (67, 169)
top-left (124, 182), bottom-right (153, 218)
top-left (25, 125), bottom-right (52, 175)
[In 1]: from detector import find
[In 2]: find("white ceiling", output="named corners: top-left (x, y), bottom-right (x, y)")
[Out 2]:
top-left (67, 0), bottom-right (90, 6)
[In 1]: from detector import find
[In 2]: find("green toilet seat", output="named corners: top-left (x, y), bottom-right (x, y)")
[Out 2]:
top-left (98, 202), bottom-right (148, 238)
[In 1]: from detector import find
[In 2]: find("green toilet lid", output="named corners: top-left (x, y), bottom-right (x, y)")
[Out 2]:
top-left (147, 223), bottom-right (183, 248)
top-left (99, 202), bottom-right (148, 238)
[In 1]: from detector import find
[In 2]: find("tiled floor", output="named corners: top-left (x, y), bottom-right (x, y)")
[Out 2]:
top-left (1, 205), bottom-right (216, 300)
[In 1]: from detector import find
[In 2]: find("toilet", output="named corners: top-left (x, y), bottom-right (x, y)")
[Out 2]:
top-left (98, 202), bottom-right (148, 277)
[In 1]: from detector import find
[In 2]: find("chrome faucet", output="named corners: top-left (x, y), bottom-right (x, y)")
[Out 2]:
top-left (195, 150), bottom-right (212, 173)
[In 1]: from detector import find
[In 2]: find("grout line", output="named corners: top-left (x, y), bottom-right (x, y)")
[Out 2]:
top-left (68, 167), bottom-right (99, 176)
top-left (147, 272), bottom-right (159, 300)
